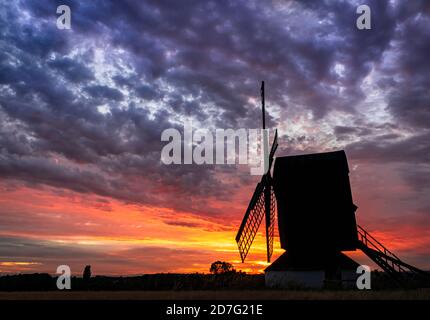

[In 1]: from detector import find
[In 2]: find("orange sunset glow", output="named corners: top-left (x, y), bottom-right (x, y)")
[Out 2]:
top-left (1, 0), bottom-right (430, 277)
top-left (0, 182), bottom-right (280, 274)
top-left (1, 164), bottom-right (429, 275)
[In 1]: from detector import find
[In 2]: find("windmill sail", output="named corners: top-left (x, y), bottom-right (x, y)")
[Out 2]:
top-left (264, 182), bottom-right (276, 262)
top-left (236, 130), bottom-right (278, 262)
top-left (264, 130), bottom-right (278, 262)
top-left (236, 182), bottom-right (265, 262)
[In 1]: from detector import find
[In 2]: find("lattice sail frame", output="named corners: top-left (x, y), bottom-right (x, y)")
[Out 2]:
top-left (235, 181), bottom-right (276, 262)
top-left (265, 184), bottom-right (276, 262)
top-left (236, 183), bottom-right (264, 262)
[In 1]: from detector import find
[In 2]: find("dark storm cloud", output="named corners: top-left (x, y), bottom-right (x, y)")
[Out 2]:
top-left (335, 126), bottom-right (359, 135)
top-left (388, 89), bottom-right (430, 129)
top-left (346, 132), bottom-right (430, 191)
top-left (402, 165), bottom-right (430, 192)
top-left (18, 0), bottom-right (393, 120)
top-left (135, 85), bottom-right (158, 100)
top-left (334, 125), bottom-right (373, 138)
top-left (0, 235), bottom-right (215, 273)
top-left (381, 13), bottom-right (430, 129)
top-left (346, 132), bottom-right (430, 164)
top-left (0, 153), bottom-right (146, 203)
top-left (0, 236), bottom-right (104, 260)
top-left (48, 57), bottom-right (94, 83)
top-left (0, 0), bottom-right (429, 216)
top-left (84, 85), bottom-right (124, 101)
top-left (336, 1), bottom-right (430, 193)
top-left (0, 95), bottom-right (225, 215)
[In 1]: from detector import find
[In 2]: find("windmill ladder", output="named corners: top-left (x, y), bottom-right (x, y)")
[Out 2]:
top-left (357, 225), bottom-right (430, 288)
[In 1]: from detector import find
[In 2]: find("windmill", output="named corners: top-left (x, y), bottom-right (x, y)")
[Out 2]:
top-left (235, 81), bottom-right (430, 288)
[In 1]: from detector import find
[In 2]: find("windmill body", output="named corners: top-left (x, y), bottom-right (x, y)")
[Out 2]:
top-left (274, 150), bottom-right (358, 254)
top-left (267, 150), bottom-right (359, 288)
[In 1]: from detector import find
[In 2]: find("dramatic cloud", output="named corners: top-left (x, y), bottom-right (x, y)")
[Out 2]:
top-left (0, 0), bottom-right (429, 273)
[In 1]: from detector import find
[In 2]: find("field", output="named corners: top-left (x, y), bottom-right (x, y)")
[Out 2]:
top-left (1, 289), bottom-right (430, 300)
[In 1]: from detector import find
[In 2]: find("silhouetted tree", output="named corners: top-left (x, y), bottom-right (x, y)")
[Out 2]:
top-left (210, 261), bottom-right (235, 274)
top-left (83, 265), bottom-right (92, 281)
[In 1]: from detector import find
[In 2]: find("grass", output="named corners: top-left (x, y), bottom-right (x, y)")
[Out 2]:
top-left (0, 289), bottom-right (429, 300)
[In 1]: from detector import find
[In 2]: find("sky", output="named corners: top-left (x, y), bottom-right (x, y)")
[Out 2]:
top-left (0, 0), bottom-right (429, 275)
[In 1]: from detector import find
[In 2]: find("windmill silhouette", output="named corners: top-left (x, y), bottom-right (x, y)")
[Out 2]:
top-left (235, 82), bottom-right (430, 288)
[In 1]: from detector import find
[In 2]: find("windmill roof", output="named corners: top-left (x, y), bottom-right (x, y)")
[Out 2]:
top-left (275, 150), bottom-right (350, 174)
